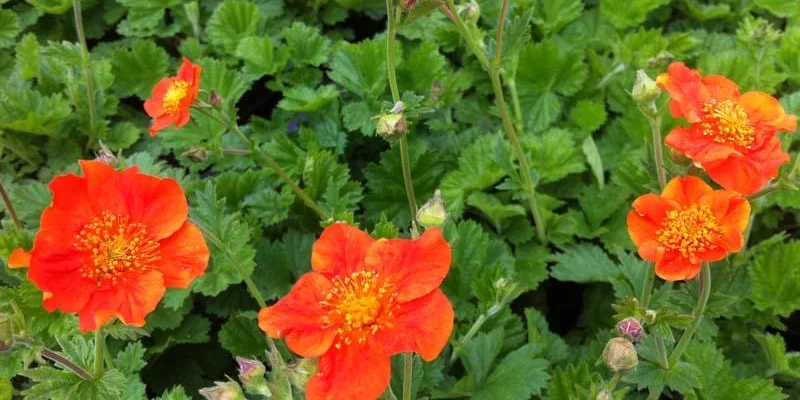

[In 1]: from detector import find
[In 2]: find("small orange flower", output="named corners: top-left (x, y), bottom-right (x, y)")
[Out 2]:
top-left (144, 58), bottom-right (202, 136)
top-left (627, 175), bottom-right (750, 281)
top-left (7, 161), bottom-right (209, 332)
top-left (657, 62), bottom-right (797, 195)
top-left (258, 223), bottom-right (454, 400)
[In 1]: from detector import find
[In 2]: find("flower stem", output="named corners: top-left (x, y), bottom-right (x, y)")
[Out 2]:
top-left (15, 336), bottom-right (93, 380)
top-left (445, 0), bottom-right (546, 242)
top-left (668, 264), bottom-right (711, 366)
top-left (0, 180), bottom-right (21, 230)
top-left (656, 337), bottom-right (669, 369)
top-left (72, 0), bottom-right (98, 151)
top-left (402, 353), bottom-right (413, 400)
top-left (647, 113), bottom-right (667, 189)
top-left (506, 75), bottom-right (524, 133)
top-left (606, 371), bottom-right (623, 393)
top-left (94, 327), bottom-right (105, 376)
top-left (447, 302), bottom-right (503, 365)
top-left (640, 262), bottom-right (656, 308)
top-left (194, 106), bottom-right (327, 219)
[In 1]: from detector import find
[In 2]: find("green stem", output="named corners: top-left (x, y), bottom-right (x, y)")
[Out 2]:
top-left (0, 180), bottom-right (21, 230)
top-left (647, 113), bottom-right (667, 189)
top-left (194, 106), bottom-right (327, 219)
top-left (72, 0), bottom-right (98, 150)
top-left (15, 337), bottom-right (93, 380)
top-left (94, 328), bottom-right (105, 376)
top-left (667, 264), bottom-right (711, 366)
top-left (640, 263), bottom-right (656, 308)
top-left (506, 76), bottom-right (524, 133)
top-left (448, 302), bottom-right (503, 365)
top-left (445, 0), bottom-right (546, 242)
top-left (402, 353), bottom-right (413, 400)
top-left (606, 372), bottom-right (623, 392)
top-left (656, 337), bottom-right (669, 370)
top-left (747, 183), bottom-right (780, 200)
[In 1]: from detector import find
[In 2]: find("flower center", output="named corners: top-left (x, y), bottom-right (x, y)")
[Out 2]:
top-left (163, 80), bottom-right (190, 114)
top-left (701, 99), bottom-right (755, 148)
top-left (75, 211), bottom-right (161, 285)
top-left (320, 271), bottom-right (398, 348)
top-left (656, 205), bottom-right (721, 261)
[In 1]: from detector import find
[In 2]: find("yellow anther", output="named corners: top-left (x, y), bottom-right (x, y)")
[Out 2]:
top-left (701, 100), bottom-right (755, 148)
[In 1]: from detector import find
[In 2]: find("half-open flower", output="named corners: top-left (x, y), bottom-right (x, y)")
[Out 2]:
top-left (657, 62), bottom-right (797, 195)
top-left (7, 160), bottom-right (209, 332)
top-left (627, 175), bottom-right (750, 281)
top-left (258, 223), bottom-right (454, 400)
top-left (144, 58), bottom-right (202, 136)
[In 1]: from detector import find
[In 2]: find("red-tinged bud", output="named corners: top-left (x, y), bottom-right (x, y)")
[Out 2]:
top-left (0, 313), bottom-right (12, 352)
top-left (400, 0), bottom-right (417, 10)
top-left (181, 146), bottom-right (209, 163)
top-left (236, 357), bottom-right (270, 397)
top-left (198, 381), bottom-right (245, 400)
top-left (95, 142), bottom-right (117, 166)
top-left (210, 90), bottom-right (223, 108)
top-left (617, 317), bottom-right (644, 341)
top-left (375, 113), bottom-right (408, 142)
top-left (603, 337), bottom-right (638, 372)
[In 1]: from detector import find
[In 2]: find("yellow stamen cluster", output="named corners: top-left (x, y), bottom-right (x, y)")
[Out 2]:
top-left (75, 211), bottom-right (161, 285)
top-left (701, 99), bottom-right (755, 148)
top-left (320, 271), bottom-right (397, 349)
top-left (657, 205), bottom-right (721, 261)
top-left (163, 80), bottom-right (190, 114)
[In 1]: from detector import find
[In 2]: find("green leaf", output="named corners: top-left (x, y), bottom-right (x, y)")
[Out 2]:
top-left (277, 85), bottom-right (339, 112)
top-left (547, 362), bottom-right (600, 400)
top-left (190, 183), bottom-right (256, 296)
top-left (750, 241), bottom-right (800, 317)
top-left (466, 192), bottom-right (526, 231)
top-left (551, 244), bottom-right (620, 283)
top-left (625, 360), bottom-right (701, 395)
top-left (342, 101), bottom-right (374, 135)
top-left (148, 315), bottom-right (211, 355)
top-left (26, 0), bottom-right (72, 14)
top-left (154, 386), bottom-right (193, 400)
top-left (111, 40), bottom-right (169, 99)
top-left (532, 0), bottom-right (583, 36)
top-left (206, 0), bottom-right (262, 54)
top-left (441, 136), bottom-right (507, 219)
top-left (753, 0), bottom-right (799, 18)
top-left (524, 128), bottom-right (586, 183)
top-left (114, 342), bottom-right (147, 375)
top-left (471, 344), bottom-right (549, 400)
top-left (236, 36), bottom-right (283, 77)
top-left (501, 8), bottom-right (535, 61)
top-left (600, 0), bottom-right (670, 29)
top-left (0, 82), bottom-right (72, 136)
top-left (283, 22), bottom-right (331, 67)
top-left (105, 122), bottom-right (142, 150)
top-left (397, 41), bottom-right (447, 94)
top-left (0, 10), bottom-right (20, 49)
top-left (21, 367), bottom-right (126, 400)
top-left (753, 332), bottom-right (800, 380)
top-left (328, 38), bottom-right (387, 100)
top-left (525, 308), bottom-right (568, 363)
top-left (570, 99), bottom-right (608, 133)
top-left (218, 311), bottom-right (268, 357)
top-left (517, 40), bottom-right (587, 97)
top-left (582, 136), bottom-right (605, 188)
top-left (15, 33), bottom-right (39, 79)
top-left (457, 329), bottom-right (504, 383)
top-left (243, 186), bottom-right (295, 227)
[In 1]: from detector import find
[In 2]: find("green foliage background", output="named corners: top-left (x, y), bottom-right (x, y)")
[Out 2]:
top-left (0, 0), bottom-right (800, 399)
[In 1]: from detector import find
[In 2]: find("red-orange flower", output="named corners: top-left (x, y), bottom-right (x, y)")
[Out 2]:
top-left (657, 62), bottom-right (797, 195)
top-left (258, 223), bottom-right (454, 400)
top-left (627, 175), bottom-right (750, 281)
top-left (7, 161), bottom-right (209, 332)
top-left (144, 58), bottom-right (202, 136)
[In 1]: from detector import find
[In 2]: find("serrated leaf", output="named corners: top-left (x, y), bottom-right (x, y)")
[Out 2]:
top-left (106, 122), bottom-right (141, 150)
top-left (206, 0), bottom-right (262, 54)
top-left (236, 36), bottom-right (282, 77)
top-left (114, 342), bottom-right (147, 375)
top-left (466, 192), bottom-right (526, 231)
top-left (218, 311), bottom-right (268, 357)
top-left (750, 241), bottom-right (800, 317)
top-left (15, 33), bottom-right (39, 79)
top-left (190, 183), bottom-right (256, 296)
top-left (277, 85), bottom-right (339, 112)
top-left (111, 40), bottom-right (169, 99)
top-left (753, 0), bottom-right (799, 18)
top-left (517, 40), bottom-right (587, 97)
top-left (283, 21), bottom-right (331, 67)
top-left (582, 136), bottom-right (605, 188)
top-left (328, 38), bottom-right (387, 100)
top-left (397, 41), bottom-right (446, 94)
top-left (570, 99), bottom-right (608, 133)
top-left (471, 344), bottom-right (549, 400)
top-left (244, 185), bottom-right (295, 227)
top-left (441, 136), bottom-right (507, 219)
top-left (26, 0), bottom-right (71, 14)
top-left (533, 0), bottom-right (583, 36)
top-left (0, 81), bottom-right (72, 136)
top-left (342, 101), bottom-right (374, 135)
top-left (600, 0), bottom-right (670, 29)
top-left (154, 386), bottom-right (193, 400)
top-left (551, 243), bottom-right (620, 283)
top-left (148, 315), bottom-right (210, 355)
top-left (524, 128), bottom-right (586, 183)
top-left (0, 9), bottom-right (20, 49)
top-left (625, 360), bottom-right (701, 395)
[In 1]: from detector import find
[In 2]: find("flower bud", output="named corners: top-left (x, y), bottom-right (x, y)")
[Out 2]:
top-left (644, 309), bottom-right (657, 324)
top-left (210, 90), bottom-right (223, 108)
top-left (596, 390), bottom-right (612, 400)
top-left (617, 317), bottom-right (644, 341)
top-left (632, 70), bottom-right (660, 106)
top-left (198, 381), bottom-right (245, 400)
top-left (668, 148), bottom-right (691, 166)
top-left (458, 1), bottom-right (480, 23)
top-left (95, 142), bottom-right (117, 166)
top-left (0, 313), bottom-right (12, 352)
top-left (236, 357), bottom-right (270, 397)
top-left (602, 337), bottom-right (638, 372)
top-left (181, 146), bottom-right (209, 163)
top-left (375, 113), bottom-right (408, 142)
top-left (287, 357), bottom-right (317, 390)
top-left (417, 189), bottom-right (447, 228)
top-left (391, 101), bottom-right (405, 114)
top-left (400, 0), bottom-right (417, 10)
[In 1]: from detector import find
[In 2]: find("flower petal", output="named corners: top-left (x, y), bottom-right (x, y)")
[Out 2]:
top-left (306, 343), bottom-right (391, 400)
top-left (149, 113), bottom-right (180, 136)
top-left (656, 62), bottom-right (710, 123)
top-left (365, 228), bottom-right (450, 302)
top-left (27, 251), bottom-right (94, 313)
top-left (703, 138), bottom-right (789, 195)
top-left (8, 248), bottom-right (31, 268)
top-left (373, 289), bottom-right (453, 361)
top-left (258, 272), bottom-right (336, 358)
top-left (740, 91), bottom-right (797, 133)
top-left (77, 269), bottom-right (166, 332)
top-left (311, 223), bottom-right (374, 277)
top-left (151, 222), bottom-right (209, 288)
top-left (661, 175), bottom-right (714, 204)
top-left (654, 253), bottom-right (702, 281)
top-left (701, 75), bottom-right (740, 102)
top-left (664, 125), bottom-right (739, 164)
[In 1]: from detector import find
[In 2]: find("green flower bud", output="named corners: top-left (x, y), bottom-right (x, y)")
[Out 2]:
top-left (417, 189), bottom-right (447, 228)
top-left (236, 357), bottom-right (270, 397)
top-left (596, 390), bottom-right (612, 400)
top-left (376, 113), bottom-right (408, 142)
top-left (632, 70), bottom-right (660, 105)
top-left (198, 380), bottom-right (245, 400)
top-left (603, 337), bottom-right (638, 372)
top-left (181, 146), bottom-right (209, 163)
top-left (288, 357), bottom-right (318, 390)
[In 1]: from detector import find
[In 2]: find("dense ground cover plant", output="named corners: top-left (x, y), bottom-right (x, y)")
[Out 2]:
top-left (1, 0), bottom-right (800, 399)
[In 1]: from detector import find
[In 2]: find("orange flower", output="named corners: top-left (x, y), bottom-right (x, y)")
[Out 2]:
top-left (144, 58), bottom-right (202, 136)
top-left (627, 175), bottom-right (750, 281)
top-left (258, 223), bottom-right (454, 400)
top-left (657, 62), bottom-right (797, 195)
top-left (7, 161), bottom-right (209, 332)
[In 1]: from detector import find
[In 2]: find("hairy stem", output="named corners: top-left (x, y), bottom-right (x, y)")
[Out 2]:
top-left (402, 353), bottom-right (414, 400)
top-left (94, 328), bottom-right (105, 376)
top-left (656, 337), bottom-right (669, 370)
top-left (72, 0), bottom-right (98, 150)
top-left (640, 264), bottom-right (656, 308)
top-left (448, 303), bottom-right (503, 365)
top-left (647, 113), bottom-right (667, 189)
top-left (0, 180), bottom-right (21, 230)
top-left (668, 264), bottom-right (712, 366)
top-left (16, 337), bottom-right (93, 380)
